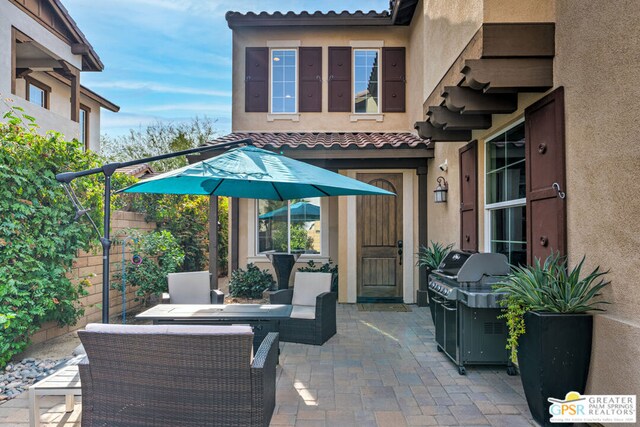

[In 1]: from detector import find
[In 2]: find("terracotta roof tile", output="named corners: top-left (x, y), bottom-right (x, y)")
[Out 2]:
top-left (205, 132), bottom-right (427, 150)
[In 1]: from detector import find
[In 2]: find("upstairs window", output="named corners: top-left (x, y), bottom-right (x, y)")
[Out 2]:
top-left (353, 49), bottom-right (379, 113)
top-left (485, 121), bottom-right (526, 266)
top-left (25, 78), bottom-right (49, 109)
top-left (271, 49), bottom-right (297, 113)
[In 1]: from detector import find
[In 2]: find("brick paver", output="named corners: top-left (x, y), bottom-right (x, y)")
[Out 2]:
top-left (0, 304), bottom-right (535, 426)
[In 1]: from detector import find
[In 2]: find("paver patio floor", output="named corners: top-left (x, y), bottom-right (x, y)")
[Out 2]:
top-left (0, 304), bottom-right (535, 426)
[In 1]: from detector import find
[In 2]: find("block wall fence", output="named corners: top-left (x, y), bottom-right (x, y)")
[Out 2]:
top-left (29, 211), bottom-right (155, 345)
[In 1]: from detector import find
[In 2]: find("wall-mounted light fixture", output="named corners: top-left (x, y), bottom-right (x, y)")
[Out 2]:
top-left (434, 176), bottom-right (448, 203)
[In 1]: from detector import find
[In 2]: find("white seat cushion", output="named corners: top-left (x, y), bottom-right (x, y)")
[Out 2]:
top-left (291, 272), bottom-right (332, 307)
top-left (290, 305), bottom-right (316, 320)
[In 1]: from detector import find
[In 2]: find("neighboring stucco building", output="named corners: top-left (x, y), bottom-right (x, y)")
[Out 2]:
top-left (0, 0), bottom-right (118, 151)
top-left (201, 0), bottom-right (639, 411)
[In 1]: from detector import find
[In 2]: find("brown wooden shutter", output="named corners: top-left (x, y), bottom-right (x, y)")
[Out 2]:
top-left (245, 47), bottom-right (268, 112)
top-left (299, 47), bottom-right (322, 112)
top-left (525, 87), bottom-right (567, 264)
top-left (328, 47), bottom-right (351, 112)
top-left (382, 47), bottom-right (406, 112)
top-left (459, 140), bottom-right (478, 252)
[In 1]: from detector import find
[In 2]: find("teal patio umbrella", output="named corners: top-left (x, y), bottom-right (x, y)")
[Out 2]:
top-left (120, 145), bottom-right (394, 290)
top-left (121, 146), bottom-right (394, 199)
top-left (259, 201), bottom-right (320, 221)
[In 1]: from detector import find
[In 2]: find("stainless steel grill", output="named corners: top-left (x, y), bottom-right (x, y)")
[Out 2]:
top-left (428, 251), bottom-right (516, 375)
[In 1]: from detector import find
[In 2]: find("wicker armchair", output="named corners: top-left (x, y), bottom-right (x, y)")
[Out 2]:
top-left (269, 272), bottom-right (336, 345)
top-left (162, 271), bottom-right (224, 304)
top-left (78, 323), bottom-right (278, 427)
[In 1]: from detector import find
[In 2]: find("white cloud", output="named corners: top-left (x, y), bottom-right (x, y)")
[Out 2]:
top-left (89, 81), bottom-right (232, 97)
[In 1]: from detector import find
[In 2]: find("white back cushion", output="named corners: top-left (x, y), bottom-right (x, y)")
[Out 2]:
top-left (291, 272), bottom-right (332, 307)
top-left (167, 271), bottom-right (211, 304)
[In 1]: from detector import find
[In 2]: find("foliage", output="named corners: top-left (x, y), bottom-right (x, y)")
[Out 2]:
top-left (417, 241), bottom-right (454, 270)
top-left (229, 264), bottom-right (274, 299)
top-left (298, 259), bottom-right (338, 275)
top-left (103, 118), bottom-right (228, 276)
top-left (100, 117), bottom-right (220, 172)
top-left (0, 106), bottom-right (100, 368)
top-left (126, 194), bottom-right (229, 275)
top-left (114, 230), bottom-right (184, 306)
top-left (494, 253), bottom-right (610, 363)
top-left (298, 259), bottom-right (339, 291)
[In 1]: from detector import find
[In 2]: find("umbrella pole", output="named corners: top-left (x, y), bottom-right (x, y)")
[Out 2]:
top-left (208, 195), bottom-right (218, 290)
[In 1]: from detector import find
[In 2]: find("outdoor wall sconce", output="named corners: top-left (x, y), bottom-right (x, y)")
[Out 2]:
top-left (434, 176), bottom-right (448, 203)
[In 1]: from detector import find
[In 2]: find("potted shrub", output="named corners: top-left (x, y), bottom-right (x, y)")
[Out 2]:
top-left (417, 241), bottom-right (453, 318)
top-left (495, 253), bottom-right (610, 427)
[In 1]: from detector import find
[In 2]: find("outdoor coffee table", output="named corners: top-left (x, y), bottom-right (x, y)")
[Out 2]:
top-left (136, 304), bottom-right (292, 351)
top-left (29, 365), bottom-right (81, 427)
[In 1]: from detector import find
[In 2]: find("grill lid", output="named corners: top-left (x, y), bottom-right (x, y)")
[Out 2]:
top-left (436, 251), bottom-right (473, 277)
top-left (457, 253), bottom-right (510, 282)
top-left (434, 251), bottom-right (510, 282)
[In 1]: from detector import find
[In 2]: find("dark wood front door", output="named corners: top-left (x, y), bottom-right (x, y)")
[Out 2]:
top-left (357, 173), bottom-right (403, 301)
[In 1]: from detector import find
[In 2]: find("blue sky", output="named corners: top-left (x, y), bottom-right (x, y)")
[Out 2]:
top-left (62, 0), bottom-right (389, 138)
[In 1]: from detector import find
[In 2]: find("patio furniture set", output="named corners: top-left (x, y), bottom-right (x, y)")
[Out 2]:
top-left (29, 271), bottom-right (336, 426)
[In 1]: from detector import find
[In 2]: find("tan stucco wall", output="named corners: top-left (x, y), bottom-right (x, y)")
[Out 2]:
top-left (554, 0), bottom-right (640, 409)
top-left (426, 141), bottom-right (465, 247)
top-left (232, 26), bottom-right (415, 133)
top-left (483, 0), bottom-right (555, 23)
top-left (407, 0), bottom-right (426, 126)
top-left (421, 0), bottom-right (483, 101)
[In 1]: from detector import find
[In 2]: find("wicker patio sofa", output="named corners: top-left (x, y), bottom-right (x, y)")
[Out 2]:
top-left (269, 272), bottom-right (336, 345)
top-left (77, 323), bottom-right (278, 427)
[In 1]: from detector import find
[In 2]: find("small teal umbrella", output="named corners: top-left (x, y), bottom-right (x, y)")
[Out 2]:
top-left (121, 146), bottom-right (395, 199)
top-left (259, 201), bottom-right (320, 221)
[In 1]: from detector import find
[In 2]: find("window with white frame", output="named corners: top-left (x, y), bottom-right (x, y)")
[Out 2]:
top-left (270, 49), bottom-right (297, 113)
top-left (257, 198), bottom-right (321, 254)
top-left (353, 49), bottom-right (379, 113)
top-left (79, 107), bottom-right (89, 150)
top-left (485, 121), bottom-right (526, 266)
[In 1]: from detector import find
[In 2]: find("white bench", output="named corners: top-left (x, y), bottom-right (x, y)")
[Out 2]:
top-left (28, 365), bottom-right (81, 427)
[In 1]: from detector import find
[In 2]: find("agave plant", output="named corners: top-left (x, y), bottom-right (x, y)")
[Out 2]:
top-left (495, 252), bottom-right (610, 313)
top-left (495, 252), bottom-right (610, 362)
top-left (417, 241), bottom-right (454, 270)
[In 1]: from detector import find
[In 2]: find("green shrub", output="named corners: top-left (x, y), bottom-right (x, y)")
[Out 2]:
top-left (114, 230), bottom-right (185, 306)
top-left (0, 106), bottom-right (102, 368)
top-left (417, 241), bottom-right (454, 270)
top-left (229, 264), bottom-right (274, 299)
top-left (494, 253), bottom-right (610, 363)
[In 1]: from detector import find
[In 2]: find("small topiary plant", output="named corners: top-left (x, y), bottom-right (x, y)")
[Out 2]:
top-left (229, 264), bottom-right (274, 299)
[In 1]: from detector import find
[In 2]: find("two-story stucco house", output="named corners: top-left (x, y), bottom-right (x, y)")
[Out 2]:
top-left (1, 0), bottom-right (118, 151)
top-left (199, 0), bottom-right (639, 403)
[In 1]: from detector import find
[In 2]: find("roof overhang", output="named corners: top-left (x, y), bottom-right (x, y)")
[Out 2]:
top-left (415, 23), bottom-right (555, 144)
top-left (225, 2), bottom-right (418, 28)
top-left (10, 0), bottom-right (103, 71)
top-left (47, 71), bottom-right (120, 112)
top-left (189, 132), bottom-right (433, 164)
